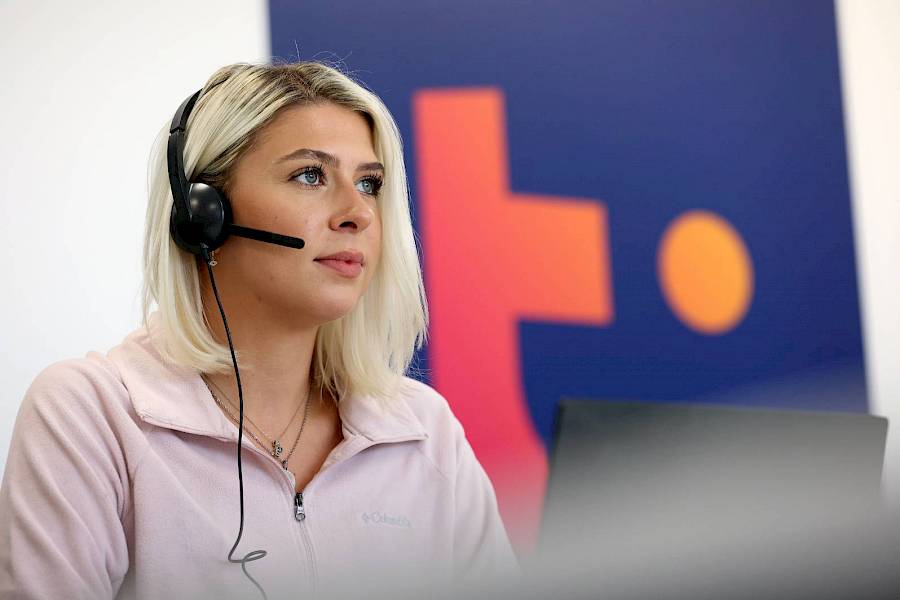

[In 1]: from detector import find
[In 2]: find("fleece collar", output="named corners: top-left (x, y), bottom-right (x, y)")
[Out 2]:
top-left (107, 314), bottom-right (428, 445)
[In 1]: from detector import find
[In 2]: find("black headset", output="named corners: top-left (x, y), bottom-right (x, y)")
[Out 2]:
top-left (167, 88), bottom-right (306, 259)
top-left (166, 87), bottom-right (310, 600)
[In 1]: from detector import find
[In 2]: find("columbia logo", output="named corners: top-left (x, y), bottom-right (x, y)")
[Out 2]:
top-left (361, 511), bottom-right (412, 528)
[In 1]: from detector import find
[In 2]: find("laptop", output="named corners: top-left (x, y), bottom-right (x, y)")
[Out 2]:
top-left (540, 399), bottom-right (888, 566)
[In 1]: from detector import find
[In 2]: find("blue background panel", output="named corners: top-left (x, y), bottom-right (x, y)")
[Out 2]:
top-left (269, 0), bottom-right (866, 449)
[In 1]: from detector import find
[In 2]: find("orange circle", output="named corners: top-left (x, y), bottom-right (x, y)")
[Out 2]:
top-left (657, 211), bottom-right (754, 335)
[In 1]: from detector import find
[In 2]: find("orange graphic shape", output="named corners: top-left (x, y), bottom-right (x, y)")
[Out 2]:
top-left (658, 210), bottom-right (754, 335)
top-left (413, 87), bottom-right (613, 551)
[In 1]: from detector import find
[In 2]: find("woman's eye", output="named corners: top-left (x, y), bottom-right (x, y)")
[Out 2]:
top-left (293, 167), bottom-right (322, 186)
top-left (357, 176), bottom-right (383, 197)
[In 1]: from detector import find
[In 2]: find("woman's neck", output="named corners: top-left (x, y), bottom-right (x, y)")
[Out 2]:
top-left (200, 298), bottom-right (327, 435)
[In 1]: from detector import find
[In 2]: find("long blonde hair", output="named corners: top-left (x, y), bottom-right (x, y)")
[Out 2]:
top-left (142, 61), bottom-right (428, 403)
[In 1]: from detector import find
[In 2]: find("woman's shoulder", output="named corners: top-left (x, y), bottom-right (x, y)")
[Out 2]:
top-left (395, 376), bottom-right (458, 428)
top-left (392, 376), bottom-right (472, 468)
top-left (23, 318), bottom-right (158, 414)
top-left (21, 352), bottom-right (132, 426)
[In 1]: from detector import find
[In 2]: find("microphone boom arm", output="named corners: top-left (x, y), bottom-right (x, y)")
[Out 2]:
top-left (227, 224), bottom-right (305, 249)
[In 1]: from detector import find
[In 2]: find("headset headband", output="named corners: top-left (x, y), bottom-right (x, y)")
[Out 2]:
top-left (167, 89), bottom-right (202, 229)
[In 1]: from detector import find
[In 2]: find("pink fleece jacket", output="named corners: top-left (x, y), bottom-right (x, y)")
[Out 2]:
top-left (0, 315), bottom-right (518, 599)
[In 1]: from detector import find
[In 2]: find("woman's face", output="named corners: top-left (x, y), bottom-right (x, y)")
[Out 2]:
top-left (210, 101), bottom-right (383, 328)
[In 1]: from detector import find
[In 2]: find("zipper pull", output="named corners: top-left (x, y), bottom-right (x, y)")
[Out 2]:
top-left (294, 491), bottom-right (306, 522)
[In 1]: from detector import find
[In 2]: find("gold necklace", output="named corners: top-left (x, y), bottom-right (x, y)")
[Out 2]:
top-left (201, 375), bottom-right (312, 468)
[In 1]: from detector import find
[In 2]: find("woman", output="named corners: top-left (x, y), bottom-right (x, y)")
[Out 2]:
top-left (0, 61), bottom-right (517, 599)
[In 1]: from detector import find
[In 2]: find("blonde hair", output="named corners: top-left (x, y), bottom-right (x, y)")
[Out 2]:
top-left (142, 61), bottom-right (428, 403)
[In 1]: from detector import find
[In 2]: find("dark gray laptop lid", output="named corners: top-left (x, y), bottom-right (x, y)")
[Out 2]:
top-left (541, 400), bottom-right (888, 555)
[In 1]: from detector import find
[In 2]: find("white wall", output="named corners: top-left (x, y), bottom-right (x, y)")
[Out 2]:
top-left (836, 0), bottom-right (900, 505)
top-left (0, 2), bottom-right (898, 506)
top-left (0, 0), bottom-right (270, 472)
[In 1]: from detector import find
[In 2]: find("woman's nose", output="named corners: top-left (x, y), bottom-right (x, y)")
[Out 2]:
top-left (329, 179), bottom-right (375, 232)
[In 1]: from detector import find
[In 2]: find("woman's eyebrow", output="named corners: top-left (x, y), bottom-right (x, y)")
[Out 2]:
top-left (357, 161), bottom-right (385, 173)
top-left (276, 147), bottom-right (384, 172)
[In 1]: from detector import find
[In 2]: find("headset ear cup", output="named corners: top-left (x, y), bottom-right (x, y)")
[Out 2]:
top-left (169, 183), bottom-right (232, 255)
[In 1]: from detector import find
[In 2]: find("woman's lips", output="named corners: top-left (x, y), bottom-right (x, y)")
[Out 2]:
top-left (315, 259), bottom-right (363, 278)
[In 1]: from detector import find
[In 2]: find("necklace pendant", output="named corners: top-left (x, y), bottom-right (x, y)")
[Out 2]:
top-left (282, 459), bottom-right (289, 469)
top-left (272, 440), bottom-right (283, 458)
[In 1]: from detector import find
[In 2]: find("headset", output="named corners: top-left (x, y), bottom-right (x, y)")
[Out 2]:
top-left (167, 87), bottom-right (306, 600)
top-left (167, 88), bottom-right (306, 256)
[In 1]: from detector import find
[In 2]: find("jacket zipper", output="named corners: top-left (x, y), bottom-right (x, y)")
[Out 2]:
top-left (293, 489), bottom-right (317, 589)
top-left (294, 491), bottom-right (306, 521)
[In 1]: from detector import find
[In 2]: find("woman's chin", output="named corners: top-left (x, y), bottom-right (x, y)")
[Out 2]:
top-left (306, 297), bottom-right (362, 325)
